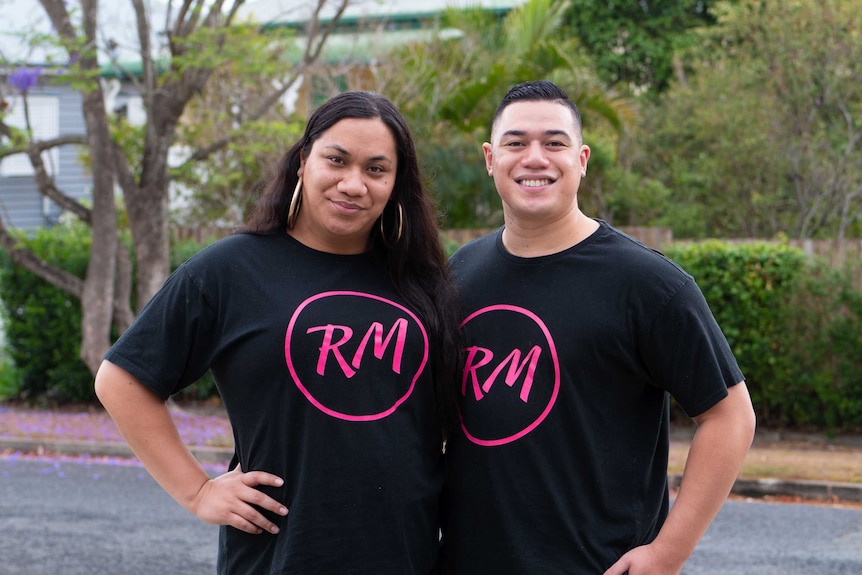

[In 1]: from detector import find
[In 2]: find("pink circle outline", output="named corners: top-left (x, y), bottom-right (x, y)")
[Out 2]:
top-left (285, 290), bottom-right (429, 421)
top-left (459, 304), bottom-right (560, 446)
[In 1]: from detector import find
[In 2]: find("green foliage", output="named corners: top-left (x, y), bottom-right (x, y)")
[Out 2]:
top-left (0, 223), bottom-right (94, 403)
top-left (0, 356), bottom-right (22, 400)
top-left (633, 0), bottom-right (862, 239)
top-left (0, 224), bottom-right (224, 404)
top-left (436, 0), bottom-right (581, 133)
top-left (371, 0), bottom-right (632, 229)
top-left (563, 0), bottom-right (729, 95)
top-left (170, 237), bottom-right (211, 268)
top-left (665, 241), bottom-right (862, 430)
top-left (771, 258), bottom-right (862, 430)
top-left (422, 138), bottom-right (501, 228)
top-left (108, 119), bottom-right (146, 178)
top-left (172, 118), bottom-right (304, 226)
top-left (665, 241), bottom-right (807, 417)
top-left (441, 234), bottom-right (461, 259)
top-left (168, 20), bottom-right (299, 84)
top-left (170, 21), bottom-right (305, 227)
top-left (635, 56), bottom-right (790, 238)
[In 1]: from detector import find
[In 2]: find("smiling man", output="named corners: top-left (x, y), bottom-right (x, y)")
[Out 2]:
top-left (440, 81), bottom-right (756, 575)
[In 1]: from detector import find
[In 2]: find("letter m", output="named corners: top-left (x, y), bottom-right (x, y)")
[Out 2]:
top-left (482, 346), bottom-right (541, 403)
top-left (351, 318), bottom-right (409, 374)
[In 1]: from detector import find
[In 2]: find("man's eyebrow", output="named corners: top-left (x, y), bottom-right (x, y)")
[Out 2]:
top-left (499, 129), bottom-right (572, 139)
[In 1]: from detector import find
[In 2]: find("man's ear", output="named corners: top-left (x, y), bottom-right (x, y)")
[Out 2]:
top-left (482, 142), bottom-right (493, 176)
top-left (580, 145), bottom-right (591, 177)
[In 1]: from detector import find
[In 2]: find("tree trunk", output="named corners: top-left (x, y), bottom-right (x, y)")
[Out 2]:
top-left (125, 111), bottom-right (173, 310)
top-left (113, 238), bottom-right (135, 334)
top-left (126, 181), bottom-right (171, 310)
top-left (78, 0), bottom-right (120, 375)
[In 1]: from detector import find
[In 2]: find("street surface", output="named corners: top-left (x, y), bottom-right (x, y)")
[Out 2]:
top-left (1, 456), bottom-right (218, 574)
top-left (2, 457), bottom-right (862, 574)
top-left (684, 498), bottom-right (862, 574)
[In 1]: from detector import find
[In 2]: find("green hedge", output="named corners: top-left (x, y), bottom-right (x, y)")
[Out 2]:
top-left (0, 223), bottom-right (94, 402)
top-left (665, 241), bottom-right (862, 431)
top-left (770, 259), bottom-right (862, 430)
top-left (0, 224), bottom-right (214, 404)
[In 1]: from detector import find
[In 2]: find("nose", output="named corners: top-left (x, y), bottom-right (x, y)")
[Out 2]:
top-left (337, 167), bottom-right (367, 196)
top-left (522, 141), bottom-right (549, 168)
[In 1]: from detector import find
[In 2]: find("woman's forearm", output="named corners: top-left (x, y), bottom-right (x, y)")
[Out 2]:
top-left (94, 360), bottom-right (211, 512)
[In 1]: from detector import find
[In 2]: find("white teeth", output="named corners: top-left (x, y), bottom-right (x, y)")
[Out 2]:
top-left (521, 179), bottom-right (550, 187)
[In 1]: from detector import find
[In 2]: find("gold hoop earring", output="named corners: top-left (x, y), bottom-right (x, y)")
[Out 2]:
top-left (379, 202), bottom-right (404, 246)
top-left (287, 177), bottom-right (302, 229)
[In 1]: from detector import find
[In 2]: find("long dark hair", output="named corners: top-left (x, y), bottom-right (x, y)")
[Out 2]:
top-left (242, 91), bottom-right (461, 438)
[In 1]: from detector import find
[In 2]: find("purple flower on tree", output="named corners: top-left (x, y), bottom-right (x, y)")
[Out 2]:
top-left (8, 67), bottom-right (43, 93)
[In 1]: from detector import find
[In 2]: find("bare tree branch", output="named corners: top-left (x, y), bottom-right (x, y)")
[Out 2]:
top-left (129, 0), bottom-right (154, 104)
top-left (304, 0), bottom-right (349, 66)
top-left (1, 111), bottom-right (93, 222)
top-left (0, 217), bottom-right (84, 297)
top-left (181, 0), bottom-right (347, 165)
top-left (25, 146), bottom-right (93, 223)
top-left (0, 132), bottom-right (88, 159)
top-left (172, 0), bottom-right (199, 41)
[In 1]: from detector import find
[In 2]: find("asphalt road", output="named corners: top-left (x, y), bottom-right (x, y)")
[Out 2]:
top-left (684, 499), bottom-right (862, 574)
top-left (2, 457), bottom-right (862, 574)
top-left (1, 457), bottom-right (219, 575)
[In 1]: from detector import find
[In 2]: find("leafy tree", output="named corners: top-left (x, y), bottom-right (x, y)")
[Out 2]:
top-left (730, 0), bottom-right (862, 239)
top-left (169, 31), bottom-right (309, 226)
top-left (0, 0), bottom-right (348, 374)
top-left (563, 0), bottom-right (733, 95)
top-left (635, 56), bottom-right (790, 237)
top-left (636, 0), bottom-right (862, 239)
top-left (370, 0), bottom-right (632, 228)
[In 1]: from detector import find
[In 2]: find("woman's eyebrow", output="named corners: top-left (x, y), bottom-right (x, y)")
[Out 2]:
top-left (322, 143), bottom-right (350, 155)
top-left (322, 143), bottom-right (392, 163)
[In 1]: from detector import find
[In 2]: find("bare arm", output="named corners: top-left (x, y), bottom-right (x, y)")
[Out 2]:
top-left (94, 360), bottom-right (288, 534)
top-left (604, 381), bottom-right (756, 575)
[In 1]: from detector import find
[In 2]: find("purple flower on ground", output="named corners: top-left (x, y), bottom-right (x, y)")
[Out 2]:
top-left (8, 67), bottom-right (42, 93)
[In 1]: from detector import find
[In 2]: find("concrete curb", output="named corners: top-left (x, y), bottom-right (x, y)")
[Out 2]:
top-left (730, 477), bottom-right (862, 503)
top-left (0, 437), bottom-right (233, 465)
top-left (4, 437), bottom-right (862, 504)
top-left (668, 473), bottom-right (862, 504)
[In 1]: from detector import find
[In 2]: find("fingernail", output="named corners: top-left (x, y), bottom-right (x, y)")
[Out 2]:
top-left (279, 506), bottom-right (288, 515)
top-left (275, 478), bottom-right (284, 486)
top-left (271, 526), bottom-right (280, 534)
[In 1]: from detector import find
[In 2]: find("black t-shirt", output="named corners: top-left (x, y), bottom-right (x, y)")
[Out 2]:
top-left (106, 233), bottom-right (444, 575)
top-left (440, 222), bottom-right (743, 574)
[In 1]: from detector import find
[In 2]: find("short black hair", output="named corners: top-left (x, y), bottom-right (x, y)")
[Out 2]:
top-left (491, 80), bottom-right (583, 139)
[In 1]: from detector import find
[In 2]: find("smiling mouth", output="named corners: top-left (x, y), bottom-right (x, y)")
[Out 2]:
top-left (332, 200), bottom-right (364, 211)
top-left (518, 178), bottom-right (553, 188)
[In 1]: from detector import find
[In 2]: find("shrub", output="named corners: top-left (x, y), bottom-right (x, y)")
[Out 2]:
top-left (773, 258), bottom-right (862, 430)
top-left (0, 224), bottom-right (218, 404)
top-left (0, 356), bottom-right (22, 400)
top-left (665, 241), bottom-right (862, 431)
top-left (0, 223), bottom-right (94, 402)
top-left (665, 240), bottom-right (808, 422)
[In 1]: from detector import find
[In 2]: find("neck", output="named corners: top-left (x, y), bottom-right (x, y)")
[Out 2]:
top-left (501, 209), bottom-right (598, 257)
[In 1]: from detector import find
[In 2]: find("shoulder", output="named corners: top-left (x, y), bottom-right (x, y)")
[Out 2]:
top-left (449, 228), bottom-right (501, 270)
top-left (577, 223), bottom-right (700, 314)
top-left (178, 233), bottom-right (282, 272)
top-left (591, 222), bottom-right (691, 279)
